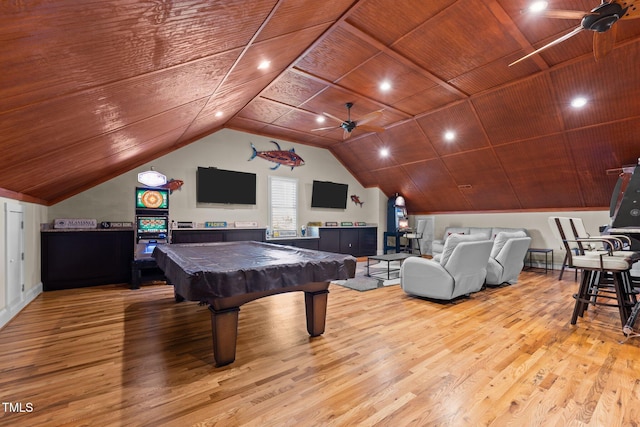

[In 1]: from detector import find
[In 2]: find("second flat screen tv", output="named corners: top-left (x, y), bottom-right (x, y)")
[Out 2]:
top-left (311, 180), bottom-right (348, 209)
top-left (197, 167), bottom-right (257, 205)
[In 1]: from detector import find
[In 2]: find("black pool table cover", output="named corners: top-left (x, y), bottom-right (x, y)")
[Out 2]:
top-left (152, 241), bottom-right (357, 302)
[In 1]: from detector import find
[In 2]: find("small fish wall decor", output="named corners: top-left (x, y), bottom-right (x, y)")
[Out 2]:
top-left (249, 141), bottom-right (305, 170)
top-left (350, 194), bottom-right (364, 207)
top-left (160, 179), bottom-right (184, 194)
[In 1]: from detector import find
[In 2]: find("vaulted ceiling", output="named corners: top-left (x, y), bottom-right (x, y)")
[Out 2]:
top-left (2, 0), bottom-right (640, 213)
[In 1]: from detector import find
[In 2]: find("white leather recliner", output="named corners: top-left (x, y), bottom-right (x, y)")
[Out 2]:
top-left (401, 234), bottom-right (493, 301)
top-left (485, 231), bottom-right (531, 286)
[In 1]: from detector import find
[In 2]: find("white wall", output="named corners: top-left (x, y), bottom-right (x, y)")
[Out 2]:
top-left (0, 197), bottom-right (47, 329)
top-left (49, 129), bottom-right (387, 244)
top-left (421, 210), bottom-right (611, 268)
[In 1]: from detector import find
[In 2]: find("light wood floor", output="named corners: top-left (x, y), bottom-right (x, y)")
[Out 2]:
top-left (2, 270), bottom-right (640, 426)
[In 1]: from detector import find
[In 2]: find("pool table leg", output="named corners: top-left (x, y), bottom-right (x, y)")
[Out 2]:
top-left (208, 306), bottom-right (240, 367)
top-left (305, 289), bottom-right (329, 337)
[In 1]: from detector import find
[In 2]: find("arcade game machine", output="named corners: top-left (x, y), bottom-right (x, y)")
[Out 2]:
top-left (608, 161), bottom-right (640, 249)
top-left (384, 194), bottom-right (409, 253)
top-left (131, 187), bottom-right (170, 288)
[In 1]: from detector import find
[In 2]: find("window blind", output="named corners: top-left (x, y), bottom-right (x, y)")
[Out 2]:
top-left (269, 176), bottom-right (298, 231)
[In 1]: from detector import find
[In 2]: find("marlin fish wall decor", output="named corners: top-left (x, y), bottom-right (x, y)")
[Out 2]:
top-left (249, 141), bottom-right (305, 170)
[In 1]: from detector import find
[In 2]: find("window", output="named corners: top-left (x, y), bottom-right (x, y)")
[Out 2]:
top-left (269, 176), bottom-right (298, 233)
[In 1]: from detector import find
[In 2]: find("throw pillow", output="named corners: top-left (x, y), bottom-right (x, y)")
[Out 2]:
top-left (490, 231), bottom-right (527, 258)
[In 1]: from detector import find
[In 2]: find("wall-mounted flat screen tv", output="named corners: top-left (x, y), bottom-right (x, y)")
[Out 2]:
top-left (197, 167), bottom-right (257, 205)
top-left (311, 180), bottom-right (348, 209)
top-left (135, 187), bottom-right (169, 211)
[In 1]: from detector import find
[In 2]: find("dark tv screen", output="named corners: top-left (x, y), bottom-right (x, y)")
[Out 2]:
top-left (197, 167), bottom-right (257, 205)
top-left (311, 180), bottom-right (348, 209)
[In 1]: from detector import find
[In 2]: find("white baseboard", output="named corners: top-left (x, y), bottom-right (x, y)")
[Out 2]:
top-left (0, 282), bottom-right (43, 330)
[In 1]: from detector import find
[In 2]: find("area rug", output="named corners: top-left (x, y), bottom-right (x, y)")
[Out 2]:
top-left (331, 261), bottom-right (401, 292)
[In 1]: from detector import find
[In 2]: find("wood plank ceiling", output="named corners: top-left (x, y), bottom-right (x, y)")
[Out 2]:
top-left (1, 0), bottom-right (639, 212)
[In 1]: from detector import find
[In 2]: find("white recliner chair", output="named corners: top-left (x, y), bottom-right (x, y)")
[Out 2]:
top-left (401, 234), bottom-right (493, 301)
top-left (485, 231), bottom-right (531, 286)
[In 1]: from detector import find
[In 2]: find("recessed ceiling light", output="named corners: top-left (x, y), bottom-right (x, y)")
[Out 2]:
top-left (215, 111), bottom-right (223, 118)
top-left (380, 148), bottom-right (389, 157)
top-left (571, 96), bottom-right (588, 108)
top-left (444, 130), bottom-right (456, 141)
top-left (529, 1), bottom-right (548, 13)
top-left (257, 60), bottom-right (271, 70)
top-left (380, 81), bottom-right (391, 91)
top-left (316, 116), bottom-right (325, 123)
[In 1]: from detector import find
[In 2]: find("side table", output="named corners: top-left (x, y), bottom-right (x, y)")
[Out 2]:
top-left (525, 248), bottom-right (553, 274)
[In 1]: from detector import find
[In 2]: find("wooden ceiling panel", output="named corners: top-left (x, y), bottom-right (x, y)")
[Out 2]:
top-left (261, 70), bottom-right (329, 106)
top-left (238, 98), bottom-right (293, 123)
top-left (223, 27), bottom-right (325, 89)
top-left (449, 56), bottom-right (535, 95)
top-left (295, 26), bottom-right (380, 82)
top-left (331, 134), bottom-right (397, 173)
top-left (255, 0), bottom-right (352, 42)
top-left (401, 160), bottom-right (471, 212)
top-left (378, 121), bottom-right (438, 165)
top-left (24, 125), bottom-right (189, 200)
top-left (393, 85), bottom-right (464, 116)
top-left (347, 0), bottom-right (456, 46)
top-left (392, 0), bottom-right (522, 81)
top-left (496, 1), bottom-right (595, 45)
top-left (337, 53), bottom-right (439, 106)
top-left (3, 0), bottom-right (640, 210)
top-left (440, 149), bottom-right (520, 210)
top-left (566, 119), bottom-right (640, 207)
top-left (416, 102), bottom-right (490, 156)
top-left (0, 0), bottom-right (271, 112)
top-left (370, 167), bottom-right (421, 201)
top-left (273, 108), bottom-right (327, 133)
top-left (551, 43), bottom-right (640, 130)
top-left (494, 135), bottom-right (584, 209)
top-left (473, 74), bottom-right (563, 145)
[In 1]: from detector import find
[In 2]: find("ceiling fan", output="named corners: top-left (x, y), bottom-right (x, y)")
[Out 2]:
top-left (509, 0), bottom-right (640, 66)
top-left (311, 102), bottom-right (385, 140)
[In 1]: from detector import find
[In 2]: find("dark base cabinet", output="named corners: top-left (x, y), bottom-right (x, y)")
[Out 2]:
top-left (41, 230), bottom-right (134, 291)
top-left (171, 228), bottom-right (266, 244)
top-left (319, 227), bottom-right (377, 257)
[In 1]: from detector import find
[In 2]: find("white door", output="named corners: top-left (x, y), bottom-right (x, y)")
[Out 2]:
top-left (6, 202), bottom-right (24, 308)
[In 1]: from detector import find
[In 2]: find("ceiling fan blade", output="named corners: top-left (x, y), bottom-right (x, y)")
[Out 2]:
top-left (357, 124), bottom-right (385, 133)
top-left (311, 125), bottom-right (339, 132)
top-left (535, 10), bottom-right (590, 20)
top-left (593, 23), bottom-right (617, 61)
top-left (322, 112), bottom-right (345, 124)
top-left (509, 26), bottom-right (584, 66)
top-left (355, 110), bottom-right (383, 126)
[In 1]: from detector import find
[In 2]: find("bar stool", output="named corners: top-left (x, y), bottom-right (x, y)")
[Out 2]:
top-left (567, 238), bottom-right (637, 328)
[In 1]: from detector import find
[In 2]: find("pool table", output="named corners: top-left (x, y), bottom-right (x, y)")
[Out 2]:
top-left (153, 241), bottom-right (356, 366)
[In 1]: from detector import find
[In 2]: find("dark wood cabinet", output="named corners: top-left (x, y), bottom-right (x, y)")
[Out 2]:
top-left (171, 228), bottom-right (266, 244)
top-left (41, 230), bottom-right (134, 291)
top-left (319, 227), bottom-right (377, 257)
